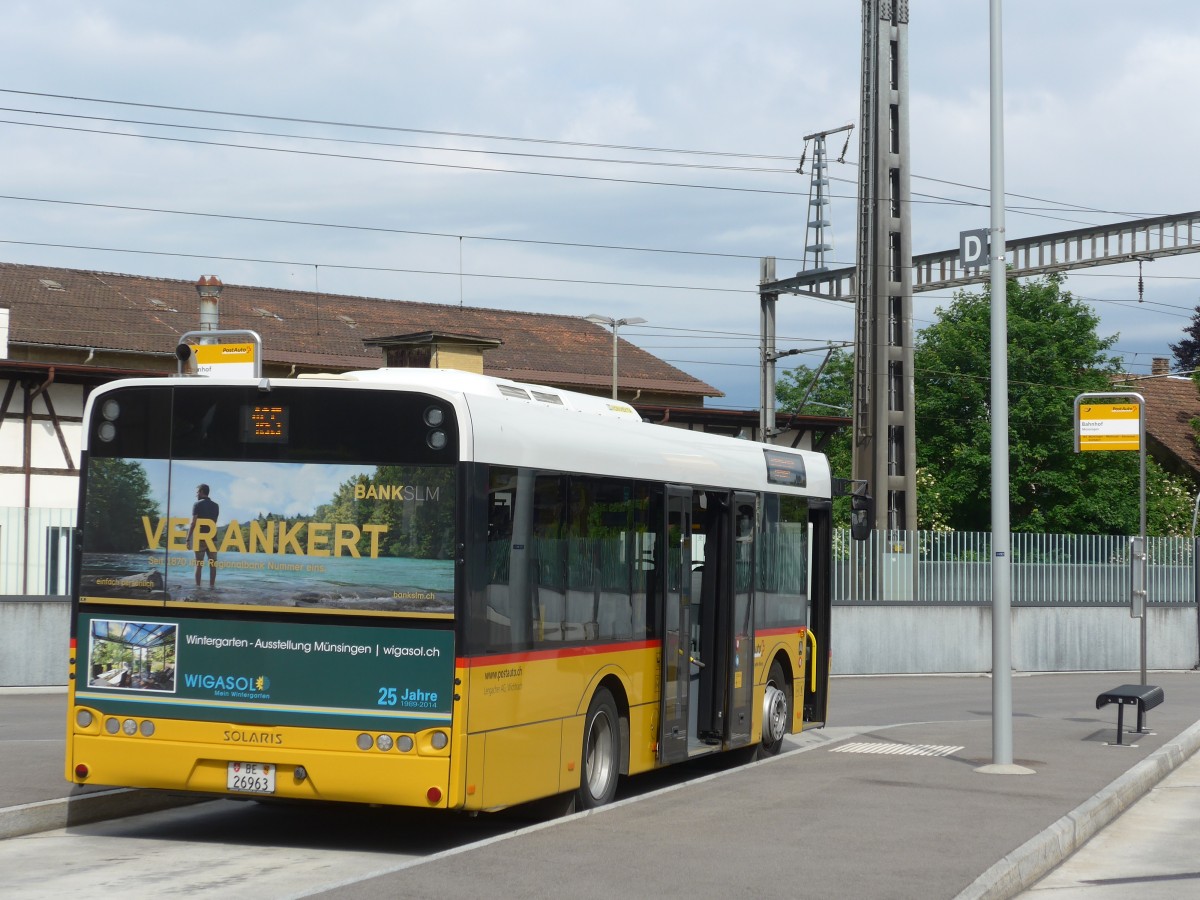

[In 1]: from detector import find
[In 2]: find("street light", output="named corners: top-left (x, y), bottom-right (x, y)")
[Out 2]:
top-left (586, 314), bottom-right (647, 400)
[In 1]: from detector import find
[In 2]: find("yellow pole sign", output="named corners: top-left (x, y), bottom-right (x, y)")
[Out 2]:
top-left (1075, 401), bottom-right (1141, 452)
top-left (176, 330), bottom-right (262, 379)
top-left (193, 342), bottom-right (257, 378)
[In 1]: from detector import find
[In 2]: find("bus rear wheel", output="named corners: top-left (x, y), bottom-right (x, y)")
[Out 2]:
top-left (759, 660), bottom-right (790, 758)
top-left (575, 687), bottom-right (620, 809)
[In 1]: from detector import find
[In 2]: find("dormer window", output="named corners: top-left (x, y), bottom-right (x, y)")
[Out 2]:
top-left (363, 331), bottom-right (502, 375)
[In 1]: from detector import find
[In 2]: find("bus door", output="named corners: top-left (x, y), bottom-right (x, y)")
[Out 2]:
top-left (694, 491), bottom-right (756, 750)
top-left (657, 485), bottom-right (692, 764)
top-left (804, 498), bottom-right (834, 725)
top-left (727, 492), bottom-right (756, 746)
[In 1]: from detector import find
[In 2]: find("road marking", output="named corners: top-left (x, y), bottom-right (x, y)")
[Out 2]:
top-left (830, 742), bottom-right (963, 757)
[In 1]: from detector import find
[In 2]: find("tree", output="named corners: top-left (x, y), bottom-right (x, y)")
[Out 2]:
top-left (84, 458), bottom-right (160, 552)
top-left (1170, 304), bottom-right (1200, 373)
top-left (914, 273), bottom-right (1166, 534)
top-left (776, 349), bottom-right (853, 525)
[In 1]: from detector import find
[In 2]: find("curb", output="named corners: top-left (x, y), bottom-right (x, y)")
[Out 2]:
top-left (0, 788), bottom-right (205, 840)
top-left (954, 717), bottom-right (1200, 900)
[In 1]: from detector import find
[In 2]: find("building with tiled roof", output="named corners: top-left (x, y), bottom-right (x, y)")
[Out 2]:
top-left (0, 262), bottom-right (718, 404)
top-left (1116, 357), bottom-right (1200, 481)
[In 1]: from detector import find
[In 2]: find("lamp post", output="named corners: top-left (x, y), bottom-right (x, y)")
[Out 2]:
top-left (586, 314), bottom-right (646, 400)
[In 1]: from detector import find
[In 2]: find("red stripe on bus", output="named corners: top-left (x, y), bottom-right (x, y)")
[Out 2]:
top-left (458, 639), bottom-right (660, 668)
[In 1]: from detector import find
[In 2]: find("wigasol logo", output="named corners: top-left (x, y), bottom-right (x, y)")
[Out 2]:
top-left (183, 673), bottom-right (271, 693)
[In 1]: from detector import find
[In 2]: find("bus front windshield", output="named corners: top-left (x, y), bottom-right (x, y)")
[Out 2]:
top-left (79, 384), bottom-right (458, 614)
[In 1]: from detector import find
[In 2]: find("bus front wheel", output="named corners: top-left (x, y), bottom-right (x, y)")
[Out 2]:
top-left (576, 687), bottom-right (620, 809)
top-left (759, 660), bottom-right (790, 758)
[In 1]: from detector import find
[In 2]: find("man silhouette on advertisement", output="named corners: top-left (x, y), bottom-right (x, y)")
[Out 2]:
top-left (188, 483), bottom-right (220, 588)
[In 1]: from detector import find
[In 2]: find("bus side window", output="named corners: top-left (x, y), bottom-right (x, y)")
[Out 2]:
top-left (757, 493), bottom-right (808, 628)
top-left (563, 478), bottom-right (636, 643)
top-left (481, 468), bottom-right (518, 652)
top-left (633, 483), bottom-right (655, 640)
top-left (531, 474), bottom-right (567, 642)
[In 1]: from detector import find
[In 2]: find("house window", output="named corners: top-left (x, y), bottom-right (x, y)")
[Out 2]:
top-left (46, 526), bottom-right (73, 595)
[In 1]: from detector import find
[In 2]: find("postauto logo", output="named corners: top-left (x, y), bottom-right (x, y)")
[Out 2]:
top-left (183, 672), bottom-right (272, 697)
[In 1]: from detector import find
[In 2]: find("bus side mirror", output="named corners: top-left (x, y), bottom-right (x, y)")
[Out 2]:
top-left (850, 493), bottom-right (873, 542)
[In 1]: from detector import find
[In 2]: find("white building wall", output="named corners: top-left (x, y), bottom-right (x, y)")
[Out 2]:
top-left (0, 416), bottom-right (23, 470)
top-left (0, 378), bottom-right (86, 510)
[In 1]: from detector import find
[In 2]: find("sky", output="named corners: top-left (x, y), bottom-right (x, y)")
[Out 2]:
top-left (3, 1), bottom-right (1199, 412)
top-left (135, 458), bottom-right (368, 523)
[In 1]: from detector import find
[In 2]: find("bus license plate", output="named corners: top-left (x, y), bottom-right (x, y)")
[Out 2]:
top-left (227, 761), bottom-right (276, 794)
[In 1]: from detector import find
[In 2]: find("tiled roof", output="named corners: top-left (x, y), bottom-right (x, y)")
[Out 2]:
top-left (0, 262), bottom-right (720, 399)
top-left (1115, 374), bottom-right (1200, 477)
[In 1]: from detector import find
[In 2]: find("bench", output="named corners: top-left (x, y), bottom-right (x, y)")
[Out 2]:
top-left (1095, 684), bottom-right (1164, 746)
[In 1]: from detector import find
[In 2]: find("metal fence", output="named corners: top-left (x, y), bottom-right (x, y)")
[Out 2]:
top-left (0, 507), bottom-right (77, 597)
top-left (832, 529), bottom-right (1196, 606)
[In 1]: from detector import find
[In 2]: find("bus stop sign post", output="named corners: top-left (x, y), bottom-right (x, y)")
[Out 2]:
top-left (1075, 391), bottom-right (1148, 686)
top-left (176, 329), bottom-right (263, 380)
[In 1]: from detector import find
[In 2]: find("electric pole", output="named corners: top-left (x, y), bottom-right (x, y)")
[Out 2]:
top-left (853, 0), bottom-right (916, 534)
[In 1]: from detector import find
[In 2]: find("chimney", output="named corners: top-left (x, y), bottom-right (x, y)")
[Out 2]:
top-left (195, 275), bottom-right (223, 333)
top-left (1151, 357), bottom-right (1170, 376)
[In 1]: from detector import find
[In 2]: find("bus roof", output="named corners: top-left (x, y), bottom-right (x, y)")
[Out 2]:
top-left (339, 367), bottom-right (643, 421)
top-left (87, 369), bottom-right (833, 499)
top-left (341, 369), bottom-right (832, 499)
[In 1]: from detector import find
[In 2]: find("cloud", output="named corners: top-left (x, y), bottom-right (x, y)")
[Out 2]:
top-left (2, 0), bottom-right (1199, 409)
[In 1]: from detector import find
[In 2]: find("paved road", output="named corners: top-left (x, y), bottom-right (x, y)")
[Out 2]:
top-left (3, 672), bottom-right (1199, 899)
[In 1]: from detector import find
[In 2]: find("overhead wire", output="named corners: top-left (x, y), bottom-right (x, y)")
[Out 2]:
top-left (0, 105), bottom-right (801, 175)
top-left (0, 88), bottom-right (804, 161)
top-left (0, 238), bottom-right (764, 295)
top-left (0, 118), bottom-right (816, 198)
top-left (5, 112), bottom-right (1168, 228)
top-left (0, 96), bottom-right (1182, 227)
top-left (1, 88), bottom-right (1176, 218)
top-left (0, 193), bottom-right (811, 265)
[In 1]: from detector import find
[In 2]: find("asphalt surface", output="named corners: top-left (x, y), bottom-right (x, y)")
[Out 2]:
top-left (4, 672), bottom-right (1200, 899)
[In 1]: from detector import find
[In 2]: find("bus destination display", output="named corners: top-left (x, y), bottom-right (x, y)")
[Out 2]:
top-left (241, 404), bottom-right (289, 443)
top-left (763, 449), bottom-right (806, 487)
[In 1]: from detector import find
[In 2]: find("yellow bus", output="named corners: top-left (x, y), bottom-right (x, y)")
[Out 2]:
top-left (66, 368), bottom-right (834, 812)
